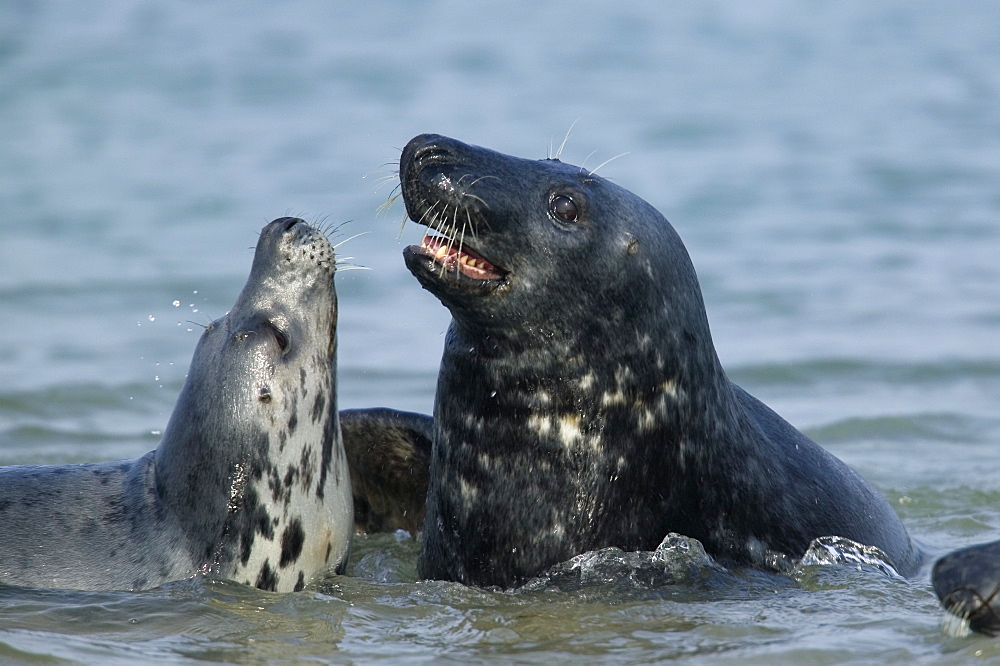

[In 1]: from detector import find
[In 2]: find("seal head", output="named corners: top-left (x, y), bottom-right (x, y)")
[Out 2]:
top-left (933, 540), bottom-right (1000, 636)
top-left (400, 134), bottom-right (919, 588)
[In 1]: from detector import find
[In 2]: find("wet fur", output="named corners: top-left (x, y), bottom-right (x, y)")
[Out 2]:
top-left (399, 134), bottom-right (920, 588)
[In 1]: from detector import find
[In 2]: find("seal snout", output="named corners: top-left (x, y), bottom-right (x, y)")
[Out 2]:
top-left (933, 540), bottom-right (1000, 636)
top-left (400, 134), bottom-right (507, 290)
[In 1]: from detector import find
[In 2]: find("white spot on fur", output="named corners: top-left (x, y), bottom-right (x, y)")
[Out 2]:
top-left (528, 414), bottom-right (552, 437)
top-left (601, 390), bottom-right (626, 406)
top-left (557, 414), bottom-right (582, 448)
top-left (476, 452), bottom-right (496, 471)
top-left (529, 413), bottom-right (602, 453)
top-left (578, 372), bottom-right (596, 391)
top-left (636, 407), bottom-right (656, 432)
top-left (459, 477), bottom-right (479, 502)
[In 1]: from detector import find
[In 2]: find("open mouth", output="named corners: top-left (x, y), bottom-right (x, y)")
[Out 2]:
top-left (415, 233), bottom-right (505, 282)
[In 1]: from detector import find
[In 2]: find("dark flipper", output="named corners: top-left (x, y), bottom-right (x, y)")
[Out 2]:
top-left (340, 408), bottom-right (433, 534)
top-left (932, 539), bottom-right (1000, 636)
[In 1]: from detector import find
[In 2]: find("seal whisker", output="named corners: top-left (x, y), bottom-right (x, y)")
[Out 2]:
top-left (554, 118), bottom-right (581, 161)
top-left (394, 209), bottom-right (410, 240)
top-left (588, 151), bottom-right (631, 177)
top-left (320, 220), bottom-right (354, 244)
top-left (416, 199), bottom-right (443, 228)
top-left (375, 188), bottom-right (403, 216)
top-left (439, 207), bottom-right (461, 278)
top-left (333, 232), bottom-right (369, 249)
top-left (464, 208), bottom-right (480, 246)
top-left (370, 173), bottom-right (403, 193)
top-left (335, 263), bottom-right (371, 272)
top-left (578, 149), bottom-right (600, 173)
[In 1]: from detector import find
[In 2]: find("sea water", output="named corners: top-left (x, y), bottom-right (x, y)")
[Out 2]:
top-left (2, 1), bottom-right (999, 662)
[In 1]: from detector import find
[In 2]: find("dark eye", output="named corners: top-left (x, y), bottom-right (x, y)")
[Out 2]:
top-left (268, 322), bottom-right (289, 353)
top-left (550, 195), bottom-right (578, 223)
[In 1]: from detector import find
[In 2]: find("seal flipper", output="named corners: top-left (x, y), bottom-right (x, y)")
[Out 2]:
top-left (339, 408), bottom-right (432, 534)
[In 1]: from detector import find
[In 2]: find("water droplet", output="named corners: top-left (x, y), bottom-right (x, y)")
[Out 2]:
top-left (490, 391), bottom-right (497, 398)
top-left (172, 300), bottom-right (180, 307)
top-left (148, 315), bottom-right (155, 322)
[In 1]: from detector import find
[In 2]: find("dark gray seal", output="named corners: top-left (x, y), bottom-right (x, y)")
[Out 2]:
top-left (398, 133), bottom-right (921, 588)
top-left (0, 218), bottom-right (353, 593)
top-left (933, 540), bottom-right (1000, 636)
top-left (342, 407), bottom-right (432, 535)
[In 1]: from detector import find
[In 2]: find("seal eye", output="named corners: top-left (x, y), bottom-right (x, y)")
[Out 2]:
top-left (268, 322), bottom-right (290, 354)
top-left (550, 195), bottom-right (578, 223)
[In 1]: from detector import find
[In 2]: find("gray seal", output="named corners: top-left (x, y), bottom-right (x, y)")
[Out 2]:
top-left (933, 539), bottom-right (1000, 636)
top-left (398, 133), bottom-right (921, 588)
top-left (0, 218), bottom-right (352, 592)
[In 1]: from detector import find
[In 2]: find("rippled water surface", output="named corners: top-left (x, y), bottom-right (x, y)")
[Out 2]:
top-left (2, 1), bottom-right (999, 662)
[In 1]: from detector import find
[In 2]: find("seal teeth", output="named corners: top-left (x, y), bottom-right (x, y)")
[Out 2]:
top-left (419, 233), bottom-right (501, 280)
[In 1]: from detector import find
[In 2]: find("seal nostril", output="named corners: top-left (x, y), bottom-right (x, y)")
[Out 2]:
top-left (269, 217), bottom-right (303, 231)
top-left (413, 143), bottom-right (456, 170)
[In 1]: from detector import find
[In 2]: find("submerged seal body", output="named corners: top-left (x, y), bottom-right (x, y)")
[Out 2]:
top-left (0, 218), bottom-right (352, 592)
top-left (933, 540), bottom-right (1000, 636)
top-left (399, 133), bottom-right (920, 588)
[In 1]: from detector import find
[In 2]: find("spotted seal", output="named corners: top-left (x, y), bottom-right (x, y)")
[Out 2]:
top-left (398, 133), bottom-right (921, 588)
top-left (0, 217), bottom-right (356, 592)
top-left (933, 539), bottom-right (1000, 636)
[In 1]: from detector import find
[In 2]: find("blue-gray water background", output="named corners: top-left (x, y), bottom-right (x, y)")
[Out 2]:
top-left (1, 1), bottom-right (999, 662)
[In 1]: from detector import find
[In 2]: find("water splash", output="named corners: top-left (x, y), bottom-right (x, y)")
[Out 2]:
top-left (519, 533), bottom-right (730, 594)
top-left (796, 536), bottom-right (903, 579)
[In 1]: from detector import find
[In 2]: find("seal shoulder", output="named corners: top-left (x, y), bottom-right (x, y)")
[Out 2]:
top-left (730, 384), bottom-right (920, 576)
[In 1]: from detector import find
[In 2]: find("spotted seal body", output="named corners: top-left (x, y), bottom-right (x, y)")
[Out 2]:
top-left (399, 134), bottom-right (920, 588)
top-left (0, 218), bottom-right (352, 592)
top-left (933, 540), bottom-right (1000, 636)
